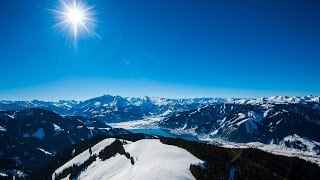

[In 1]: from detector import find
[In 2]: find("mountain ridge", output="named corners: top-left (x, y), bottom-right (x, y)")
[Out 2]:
top-left (0, 108), bottom-right (130, 177)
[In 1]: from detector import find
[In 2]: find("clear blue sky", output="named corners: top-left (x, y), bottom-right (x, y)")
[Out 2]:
top-left (0, 0), bottom-right (319, 100)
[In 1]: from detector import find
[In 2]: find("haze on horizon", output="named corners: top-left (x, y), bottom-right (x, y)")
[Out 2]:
top-left (0, 0), bottom-right (319, 101)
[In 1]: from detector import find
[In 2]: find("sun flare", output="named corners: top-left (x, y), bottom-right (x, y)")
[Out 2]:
top-left (50, 0), bottom-right (99, 44)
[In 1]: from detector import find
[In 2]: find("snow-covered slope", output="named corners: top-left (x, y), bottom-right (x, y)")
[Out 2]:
top-left (159, 101), bottom-right (320, 147)
top-left (279, 134), bottom-right (320, 155)
top-left (54, 139), bottom-right (203, 180)
top-left (53, 138), bottom-right (116, 178)
top-left (203, 137), bottom-right (320, 166)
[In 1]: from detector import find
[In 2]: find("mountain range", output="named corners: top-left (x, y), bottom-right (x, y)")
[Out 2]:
top-left (1, 95), bottom-right (320, 152)
top-left (0, 94), bottom-right (320, 178)
top-left (1, 94), bottom-right (319, 123)
top-left (0, 95), bottom-right (228, 123)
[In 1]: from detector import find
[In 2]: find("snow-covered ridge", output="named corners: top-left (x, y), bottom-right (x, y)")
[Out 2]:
top-left (53, 138), bottom-right (116, 179)
top-left (1, 95), bottom-right (318, 111)
top-left (249, 95), bottom-right (320, 105)
top-left (126, 95), bottom-right (320, 106)
top-left (54, 139), bottom-right (203, 180)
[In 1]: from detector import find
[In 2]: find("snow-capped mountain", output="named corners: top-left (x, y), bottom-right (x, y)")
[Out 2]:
top-left (0, 100), bottom-right (78, 115)
top-left (71, 95), bottom-right (144, 123)
top-left (73, 95), bottom-right (235, 122)
top-left (158, 99), bottom-right (320, 155)
top-left (1, 95), bottom-right (319, 123)
top-left (0, 108), bottom-right (130, 177)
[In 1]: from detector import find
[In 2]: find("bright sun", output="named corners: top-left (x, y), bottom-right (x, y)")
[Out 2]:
top-left (51, 0), bottom-right (99, 44)
top-left (67, 9), bottom-right (84, 24)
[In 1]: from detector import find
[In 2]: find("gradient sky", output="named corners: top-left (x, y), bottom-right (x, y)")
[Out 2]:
top-left (0, 0), bottom-right (319, 101)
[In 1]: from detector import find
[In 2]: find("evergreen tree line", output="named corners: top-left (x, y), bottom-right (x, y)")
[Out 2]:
top-left (54, 155), bottom-right (97, 180)
top-left (0, 158), bottom-right (30, 180)
top-left (98, 139), bottom-right (134, 165)
top-left (160, 137), bottom-right (320, 180)
top-left (28, 136), bottom-right (107, 180)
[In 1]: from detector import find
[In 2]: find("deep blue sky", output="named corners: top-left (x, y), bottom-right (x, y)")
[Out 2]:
top-left (0, 0), bottom-right (319, 100)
